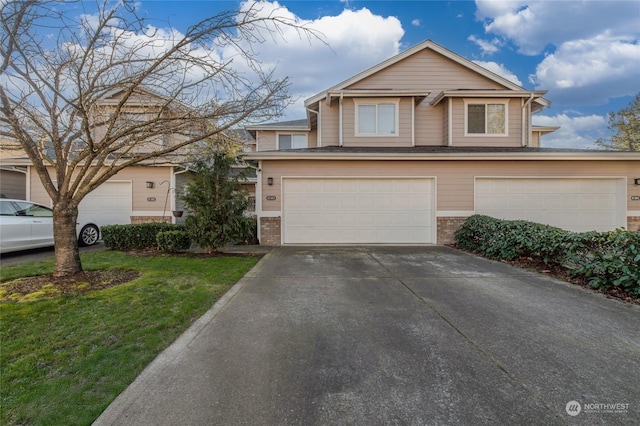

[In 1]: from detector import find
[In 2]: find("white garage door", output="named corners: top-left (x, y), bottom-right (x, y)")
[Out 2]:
top-left (283, 178), bottom-right (435, 244)
top-left (78, 181), bottom-right (132, 228)
top-left (475, 178), bottom-right (625, 232)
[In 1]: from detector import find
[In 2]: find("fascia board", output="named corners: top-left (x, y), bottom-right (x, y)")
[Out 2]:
top-left (246, 151), bottom-right (640, 162)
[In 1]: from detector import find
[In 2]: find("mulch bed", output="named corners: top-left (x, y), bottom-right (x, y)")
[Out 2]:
top-left (505, 256), bottom-right (640, 305)
top-left (1, 269), bottom-right (141, 302)
top-left (1, 250), bottom-right (264, 303)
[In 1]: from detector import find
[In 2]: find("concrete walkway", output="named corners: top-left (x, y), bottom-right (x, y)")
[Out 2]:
top-left (94, 246), bottom-right (640, 425)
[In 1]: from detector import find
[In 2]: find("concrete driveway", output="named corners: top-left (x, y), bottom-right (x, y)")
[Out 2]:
top-left (94, 246), bottom-right (640, 425)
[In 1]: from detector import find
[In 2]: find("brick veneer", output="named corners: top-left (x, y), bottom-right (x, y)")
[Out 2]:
top-left (437, 217), bottom-right (468, 245)
top-left (130, 216), bottom-right (171, 224)
top-left (260, 217), bottom-right (281, 245)
top-left (256, 215), bottom-right (637, 246)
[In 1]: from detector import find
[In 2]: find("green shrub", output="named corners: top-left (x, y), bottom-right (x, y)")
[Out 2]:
top-left (564, 230), bottom-right (640, 294)
top-left (102, 223), bottom-right (185, 250)
top-left (156, 230), bottom-right (191, 252)
top-left (454, 215), bottom-right (640, 296)
top-left (180, 148), bottom-right (254, 252)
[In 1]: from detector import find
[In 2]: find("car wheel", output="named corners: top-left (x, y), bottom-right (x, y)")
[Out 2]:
top-left (79, 224), bottom-right (99, 246)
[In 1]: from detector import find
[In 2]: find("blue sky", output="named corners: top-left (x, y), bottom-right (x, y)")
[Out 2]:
top-left (80, 1), bottom-right (640, 148)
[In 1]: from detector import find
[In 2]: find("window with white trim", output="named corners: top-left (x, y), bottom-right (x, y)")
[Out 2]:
top-left (465, 101), bottom-right (507, 136)
top-left (278, 134), bottom-right (307, 149)
top-left (355, 100), bottom-right (399, 136)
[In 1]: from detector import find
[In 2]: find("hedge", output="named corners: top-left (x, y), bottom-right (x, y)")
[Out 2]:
top-left (156, 230), bottom-right (191, 252)
top-left (454, 215), bottom-right (640, 296)
top-left (101, 223), bottom-right (186, 250)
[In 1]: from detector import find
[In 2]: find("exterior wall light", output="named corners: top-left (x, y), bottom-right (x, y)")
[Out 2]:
top-left (146, 181), bottom-right (154, 189)
top-left (634, 178), bottom-right (640, 185)
top-left (267, 177), bottom-right (274, 186)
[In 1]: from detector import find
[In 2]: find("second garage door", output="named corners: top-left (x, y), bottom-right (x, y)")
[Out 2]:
top-left (282, 177), bottom-right (435, 244)
top-left (475, 177), bottom-right (626, 232)
top-left (77, 181), bottom-right (133, 229)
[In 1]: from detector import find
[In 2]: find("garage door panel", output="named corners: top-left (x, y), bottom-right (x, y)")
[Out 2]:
top-left (77, 182), bottom-right (132, 228)
top-left (283, 178), bottom-right (435, 244)
top-left (475, 178), bottom-right (624, 232)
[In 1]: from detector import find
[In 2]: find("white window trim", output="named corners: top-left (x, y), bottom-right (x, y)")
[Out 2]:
top-left (276, 133), bottom-right (308, 150)
top-left (463, 99), bottom-right (509, 137)
top-left (354, 98), bottom-right (400, 137)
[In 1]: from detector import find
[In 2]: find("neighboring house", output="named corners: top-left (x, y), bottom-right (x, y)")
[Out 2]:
top-left (0, 90), bottom-right (196, 229)
top-left (0, 139), bottom-right (27, 199)
top-left (246, 40), bottom-right (640, 245)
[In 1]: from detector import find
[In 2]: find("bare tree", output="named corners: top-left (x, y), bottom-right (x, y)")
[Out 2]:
top-left (595, 92), bottom-right (640, 151)
top-left (0, 0), bottom-right (317, 276)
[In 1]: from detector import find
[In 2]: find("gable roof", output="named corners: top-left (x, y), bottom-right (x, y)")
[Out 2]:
top-left (305, 39), bottom-right (548, 107)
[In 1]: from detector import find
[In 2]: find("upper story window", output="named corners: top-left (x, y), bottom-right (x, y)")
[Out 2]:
top-left (465, 101), bottom-right (507, 136)
top-left (278, 134), bottom-right (307, 150)
top-left (355, 99), bottom-right (399, 136)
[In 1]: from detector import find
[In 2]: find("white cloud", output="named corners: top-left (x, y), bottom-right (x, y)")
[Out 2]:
top-left (531, 36), bottom-right (640, 104)
top-left (468, 35), bottom-right (500, 55)
top-left (411, 19), bottom-right (421, 27)
top-left (476, 0), bottom-right (640, 55)
top-left (474, 1), bottom-right (640, 107)
top-left (472, 60), bottom-right (522, 86)
top-left (231, 1), bottom-right (404, 117)
top-left (533, 113), bottom-right (607, 149)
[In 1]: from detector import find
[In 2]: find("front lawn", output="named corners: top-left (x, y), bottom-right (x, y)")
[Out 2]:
top-left (0, 251), bottom-right (259, 425)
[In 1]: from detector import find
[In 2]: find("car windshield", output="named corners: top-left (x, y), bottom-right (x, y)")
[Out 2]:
top-left (5, 201), bottom-right (53, 217)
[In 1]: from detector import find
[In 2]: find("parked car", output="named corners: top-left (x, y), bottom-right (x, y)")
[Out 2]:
top-left (0, 199), bottom-right (100, 254)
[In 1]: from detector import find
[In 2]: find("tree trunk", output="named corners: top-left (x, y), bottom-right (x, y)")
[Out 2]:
top-left (53, 202), bottom-right (83, 277)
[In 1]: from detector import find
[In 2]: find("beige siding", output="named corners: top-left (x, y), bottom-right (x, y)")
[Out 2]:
top-left (259, 160), bottom-right (640, 213)
top-left (531, 131), bottom-right (541, 148)
top-left (29, 166), bottom-right (172, 212)
top-left (349, 49), bottom-right (506, 94)
top-left (256, 130), bottom-right (316, 151)
top-left (312, 48), bottom-right (533, 148)
top-left (320, 103), bottom-right (340, 146)
top-left (257, 131), bottom-right (278, 151)
top-left (441, 100), bottom-right (449, 146)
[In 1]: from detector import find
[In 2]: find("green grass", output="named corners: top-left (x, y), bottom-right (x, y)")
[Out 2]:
top-left (0, 251), bottom-right (259, 425)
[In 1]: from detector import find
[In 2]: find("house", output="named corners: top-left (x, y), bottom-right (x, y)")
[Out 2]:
top-left (1, 87), bottom-right (257, 230)
top-left (246, 40), bottom-right (640, 245)
top-left (1, 90), bottom-right (205, 229)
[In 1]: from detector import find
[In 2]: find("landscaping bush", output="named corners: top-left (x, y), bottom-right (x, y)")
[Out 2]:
top-left (454, 215), bottom-right (640, 296)
top-left (102, 223), bottom-right (185, 250)
top-left (156, 230), bottom-right (191, 252)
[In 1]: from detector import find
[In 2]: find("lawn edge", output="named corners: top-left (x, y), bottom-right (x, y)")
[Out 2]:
top-left (92, 251), bottom-right (272, 425)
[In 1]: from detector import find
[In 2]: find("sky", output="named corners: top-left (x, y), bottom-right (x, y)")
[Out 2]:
top-left (74, 1), bottom-right (640, 148)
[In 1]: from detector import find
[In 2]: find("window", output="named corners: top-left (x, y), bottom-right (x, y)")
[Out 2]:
top-left (278, 134), bottom-right (307, 150)
top-left (355, 100), bottom-right (398, 136)
top-left (466, 102), bottom-right (507, 135)
top-left (13, 202), bottom-right (53, 217)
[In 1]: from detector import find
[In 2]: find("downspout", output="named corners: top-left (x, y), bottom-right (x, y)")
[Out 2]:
top-left (338, 94), bottom-right (344, 147)
top-left (306, 107), bottom-right (320, 147)
top-left (256, 160), bottom-right (263, 243)
top-left (411, 97), bottom-right (415, 147)
top-left (26, 166), bottom-right (31, 200)
top-left (522, 93), bottom-right (535, 147)
top-left (448, 99), bottom-right (453, 147)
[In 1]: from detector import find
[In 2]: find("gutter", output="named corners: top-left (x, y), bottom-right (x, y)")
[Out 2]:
top-left (246, 151), bottom-right (640, 162)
